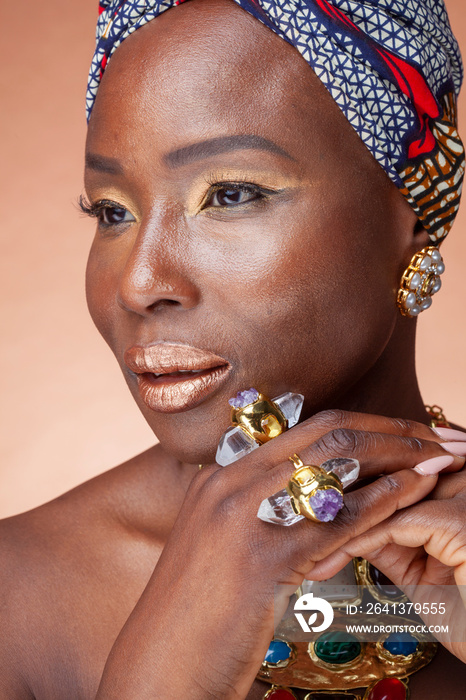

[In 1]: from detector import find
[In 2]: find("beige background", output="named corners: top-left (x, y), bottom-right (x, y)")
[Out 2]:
top-left (1, 1), bottom-right (465, 518)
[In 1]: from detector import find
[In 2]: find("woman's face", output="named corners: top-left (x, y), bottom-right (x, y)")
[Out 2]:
top-left (85, 0), bottom-right (420, 463)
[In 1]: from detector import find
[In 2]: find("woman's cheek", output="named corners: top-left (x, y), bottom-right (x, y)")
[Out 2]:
top-left (85, 240), bottom-right (121, 348)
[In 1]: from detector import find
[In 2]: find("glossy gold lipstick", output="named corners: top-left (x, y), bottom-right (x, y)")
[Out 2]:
top-left (124, 343), bottom-right (231, 413)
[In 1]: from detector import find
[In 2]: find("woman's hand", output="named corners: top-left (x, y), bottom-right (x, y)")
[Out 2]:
top-left (308, 427), bottom-right (466, 661)
top-left (96, 410), bottom-right (465, 700)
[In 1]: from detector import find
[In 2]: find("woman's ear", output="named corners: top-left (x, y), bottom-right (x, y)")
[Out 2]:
top-left (389, 185), bottom-right (432, 261)
top-left (400, 205), bottom-right (432, 260)
top-left (413, 218), bottom-right (431, 245)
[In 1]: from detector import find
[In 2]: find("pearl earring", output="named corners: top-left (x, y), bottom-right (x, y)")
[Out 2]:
top-left (397, 246), bottom-right (445, 317)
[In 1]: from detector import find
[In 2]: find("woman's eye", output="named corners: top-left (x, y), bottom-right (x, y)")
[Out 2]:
top-left (78, 196), bottom-right (135, 227)
top-left (207, 185), bottom-right (263, 208)
top-left (99, 205), bottom-right (134, 225)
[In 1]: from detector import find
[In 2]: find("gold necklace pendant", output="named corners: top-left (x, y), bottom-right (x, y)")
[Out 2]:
top-left (258, 557), bottom-right (438, 693)
top-left (262, 677), bottom-right (412, 699)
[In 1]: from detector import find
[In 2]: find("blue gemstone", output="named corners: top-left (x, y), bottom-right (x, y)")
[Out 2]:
top-left (383, 632), bottom-right (418, 656)
top-left (264, 639), bottom-right (292, 665)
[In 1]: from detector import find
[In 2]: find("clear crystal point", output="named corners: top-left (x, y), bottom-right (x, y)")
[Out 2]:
top-left (320, 457), bottom-right (360, 488)
top-left (216, 426), bottom-right (259, 466)
top-left (272, 392), bottom-right (304, 428)
top-left (257, 488), bottom-right (305, 526)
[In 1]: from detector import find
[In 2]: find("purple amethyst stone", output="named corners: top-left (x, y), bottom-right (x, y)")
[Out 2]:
top-left (309, 489), bottom-right (343, 522)
top-left (228, 387), bottom-right (260, 409)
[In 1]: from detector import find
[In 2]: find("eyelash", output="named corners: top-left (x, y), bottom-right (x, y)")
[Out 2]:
top-left (78, 195), bottom-right (121, 220)
top-left (202, 180), bottom-right (274, 209)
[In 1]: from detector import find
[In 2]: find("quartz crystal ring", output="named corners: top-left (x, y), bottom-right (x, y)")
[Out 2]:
top-left (257, 455), bottom-right (360, 527)
top-left (286, 454), bottom-right (344, 523)
top-left (216, 387), bottom-right (305, 467)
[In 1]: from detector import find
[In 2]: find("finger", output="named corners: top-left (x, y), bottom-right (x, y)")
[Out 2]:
top-left (329, 497), bottom-right (466, 586)
top-left (299, 430), bottom-right (465, 479)
top-left (297, 410), bottom-right (439, 442)
top-left (225, 408), bottom-right (466, 475)
top-left (307, 542), bottom-right (423, 582)
top-left (331, 468), bottom-right (440, 538)
top-left (273, 467), bottom-right (443, 575)
top-left (261, 434), bottom-right (464, 498)
top-left (431, 470), bottom-right (466, 500)
top-left (307, 549), bottom-right (354, 581)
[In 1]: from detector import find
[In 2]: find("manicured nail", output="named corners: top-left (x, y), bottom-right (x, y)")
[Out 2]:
top-left (432, 427), bottom-right (466, 441)
top-left (440, 442), bottom-right (466, 456)
top-left (413, 454), bottom-right (455, 476)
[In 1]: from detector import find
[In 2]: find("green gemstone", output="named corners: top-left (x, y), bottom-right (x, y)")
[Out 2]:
top-left (314, 631), bottom-right (361, 665)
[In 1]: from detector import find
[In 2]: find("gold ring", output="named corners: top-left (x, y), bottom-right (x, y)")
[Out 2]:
top-left (286, 454), bottom-right (344, 523)
top-left (231, 391), bottom-right (288, 444)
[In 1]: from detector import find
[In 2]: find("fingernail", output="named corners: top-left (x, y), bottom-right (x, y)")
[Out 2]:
top-left (440, 442), bottom-right (466, 456)
top-left (413, 454), bottom-right (455, 476)
top-left (432, 427), bottom-right (466, 441)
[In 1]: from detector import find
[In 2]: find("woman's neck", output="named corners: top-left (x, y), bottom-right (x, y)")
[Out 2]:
top-left (335, 317), bottom-right (429, 423)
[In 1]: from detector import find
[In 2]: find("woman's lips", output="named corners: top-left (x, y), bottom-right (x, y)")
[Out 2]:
top-left (124, 344), bottom-right (231, 413)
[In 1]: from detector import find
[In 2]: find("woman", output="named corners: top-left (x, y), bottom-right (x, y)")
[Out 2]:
top-left (1, 0), bottom-right (466, 698)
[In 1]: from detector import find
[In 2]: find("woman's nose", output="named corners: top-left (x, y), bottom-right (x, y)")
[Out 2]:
top-left (116, 232), bottom-right (200, 316)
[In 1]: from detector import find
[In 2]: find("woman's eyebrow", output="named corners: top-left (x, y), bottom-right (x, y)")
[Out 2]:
top-left (164, 134), bottom-right (295, 168)
top-left (85, 153), bottom-right (124, 174)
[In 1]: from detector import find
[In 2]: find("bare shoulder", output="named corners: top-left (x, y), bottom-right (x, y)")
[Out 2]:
top-left (0, 443), bottom-right (178, 699)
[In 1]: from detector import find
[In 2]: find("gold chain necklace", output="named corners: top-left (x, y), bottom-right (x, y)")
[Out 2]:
top-left (425, 404), bottom-right (450, 428)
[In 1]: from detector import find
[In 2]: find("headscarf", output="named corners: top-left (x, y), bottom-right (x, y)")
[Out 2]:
top-left (86, 0), bottom-right (464, 242)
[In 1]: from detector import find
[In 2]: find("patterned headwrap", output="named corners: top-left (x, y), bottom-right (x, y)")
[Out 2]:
top-left (87, 0), bottom-right (464, 242)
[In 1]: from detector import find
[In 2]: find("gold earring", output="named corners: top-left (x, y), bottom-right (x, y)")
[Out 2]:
top-left (397, 246), bottom-right (445, 317)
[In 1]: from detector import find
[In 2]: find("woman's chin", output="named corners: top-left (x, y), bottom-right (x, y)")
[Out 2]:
top-left (144, 410), bottom-right (230, 466)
